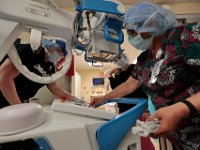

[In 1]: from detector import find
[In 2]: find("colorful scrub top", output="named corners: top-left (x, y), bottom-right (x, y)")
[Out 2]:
top-left (131, 22), bottom-right (200, 150)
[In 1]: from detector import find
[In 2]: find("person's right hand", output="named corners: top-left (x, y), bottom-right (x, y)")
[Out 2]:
top-left (89, 96), bottom-right (106, 108)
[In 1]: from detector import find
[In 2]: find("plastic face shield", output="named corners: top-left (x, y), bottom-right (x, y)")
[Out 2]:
top-left (48, 50), bottom-right (65, 71)
top-left (42, 39), bottom-right (67, 71)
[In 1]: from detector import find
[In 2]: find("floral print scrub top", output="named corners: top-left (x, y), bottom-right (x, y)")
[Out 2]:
top-left (131, 22), bottom-right (200, 150)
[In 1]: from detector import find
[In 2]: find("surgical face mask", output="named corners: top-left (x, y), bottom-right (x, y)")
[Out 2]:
top-left (128, 34), bottom-right (153, 51)
top-left (47, 51), bottom-right (62, 64)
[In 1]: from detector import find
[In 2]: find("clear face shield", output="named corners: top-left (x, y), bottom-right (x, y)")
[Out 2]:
top-left (7, 38), bottom-right (72, 84)
top-left (42, 39), bottom-right (67, 71)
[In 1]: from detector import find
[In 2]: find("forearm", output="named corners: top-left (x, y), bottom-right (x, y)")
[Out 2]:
top-left (0, 79), bottom-right (21, 105)
top-left (173, 91), bottom-right (200, 119)
top-left (186, 91), bottom-right (200, 115)
top-left (185, 91), bottom-right (200, 114)
top-left (102, 77), bottom-right (140, 102)
top-left (53, 88), bottom-right (71, 98)
top-left (47, 82), bottom-right (71, 99)
top-left (0, 58), bottom-right (21, 105)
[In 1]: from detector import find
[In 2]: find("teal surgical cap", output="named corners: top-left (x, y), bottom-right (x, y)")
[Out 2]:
top-left (123, 2), bottom-right (179, 36)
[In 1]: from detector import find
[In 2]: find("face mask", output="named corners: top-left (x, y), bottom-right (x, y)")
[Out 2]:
top-left (128, 34), bottom-right (153, 51)
top-left (47, 51), bottom-right (62, 64)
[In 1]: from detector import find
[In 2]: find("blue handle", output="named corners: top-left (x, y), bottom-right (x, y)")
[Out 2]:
top-left (81, 0), bottom-right (124, 15)
top-left (104, 18), bottom-right (124, 44)
top-left (96, 98), bottom-right (148, 150)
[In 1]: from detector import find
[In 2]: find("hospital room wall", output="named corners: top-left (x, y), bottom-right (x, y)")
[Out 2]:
top-left (73, 30), bottom-right (142, 104)
top-left (77, 70), bottom-right (112, 103)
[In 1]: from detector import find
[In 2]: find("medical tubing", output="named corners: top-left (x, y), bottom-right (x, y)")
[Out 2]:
top-left (90, 12), bottom-right (106, 30)
top-left (72, 11), bottom-right (91, 47)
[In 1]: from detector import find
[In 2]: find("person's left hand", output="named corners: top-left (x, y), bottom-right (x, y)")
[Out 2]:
top-left (146, 102), bottom-right (189, 138)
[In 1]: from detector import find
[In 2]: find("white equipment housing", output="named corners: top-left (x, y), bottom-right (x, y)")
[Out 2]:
top-left (0, 0), bottom-right (74, 83)
top-left (0, 0), bottom-right (74, 60)
top-left (0, 101), bottom-right (142, 150)
top-left (86, 31), bottom-right (120, 62)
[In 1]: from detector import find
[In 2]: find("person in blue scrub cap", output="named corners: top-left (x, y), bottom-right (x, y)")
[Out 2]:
top-left (90, 2), bottom-right (200, 150)
top-left (0, 38), bottom-right (74, 108)
top-left (124, 2), bottom-right (179, 51)
top-left (42, 39), bottom-right (68, 67)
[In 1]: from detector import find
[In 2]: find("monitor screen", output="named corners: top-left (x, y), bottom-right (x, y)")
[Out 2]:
top-left (93, 78), bottom-right (104, 86)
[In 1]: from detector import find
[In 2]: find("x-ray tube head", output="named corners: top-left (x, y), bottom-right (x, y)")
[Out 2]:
top-left (86, 30), bottom-right (122, 62)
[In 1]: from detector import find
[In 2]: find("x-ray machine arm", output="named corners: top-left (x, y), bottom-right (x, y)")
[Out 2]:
top-left (0, 0), bottom-right (128, 83)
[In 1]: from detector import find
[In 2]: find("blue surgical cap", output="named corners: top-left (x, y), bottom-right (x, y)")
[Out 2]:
top-left (123, 3), bottom-right (179, 36)
top-left (42, 39), bottom-right (68, 56)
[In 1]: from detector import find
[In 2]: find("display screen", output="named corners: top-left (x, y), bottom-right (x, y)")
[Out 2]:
top-left (93, 78), bottom-right (104, 86)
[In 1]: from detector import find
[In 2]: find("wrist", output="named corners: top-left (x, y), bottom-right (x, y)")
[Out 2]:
top-left (181, 103), bottom-right (191, 119)
top-left (180, 100), bottom-right (198, 117)
top-left (174, 102), bottom-right (190, 120)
